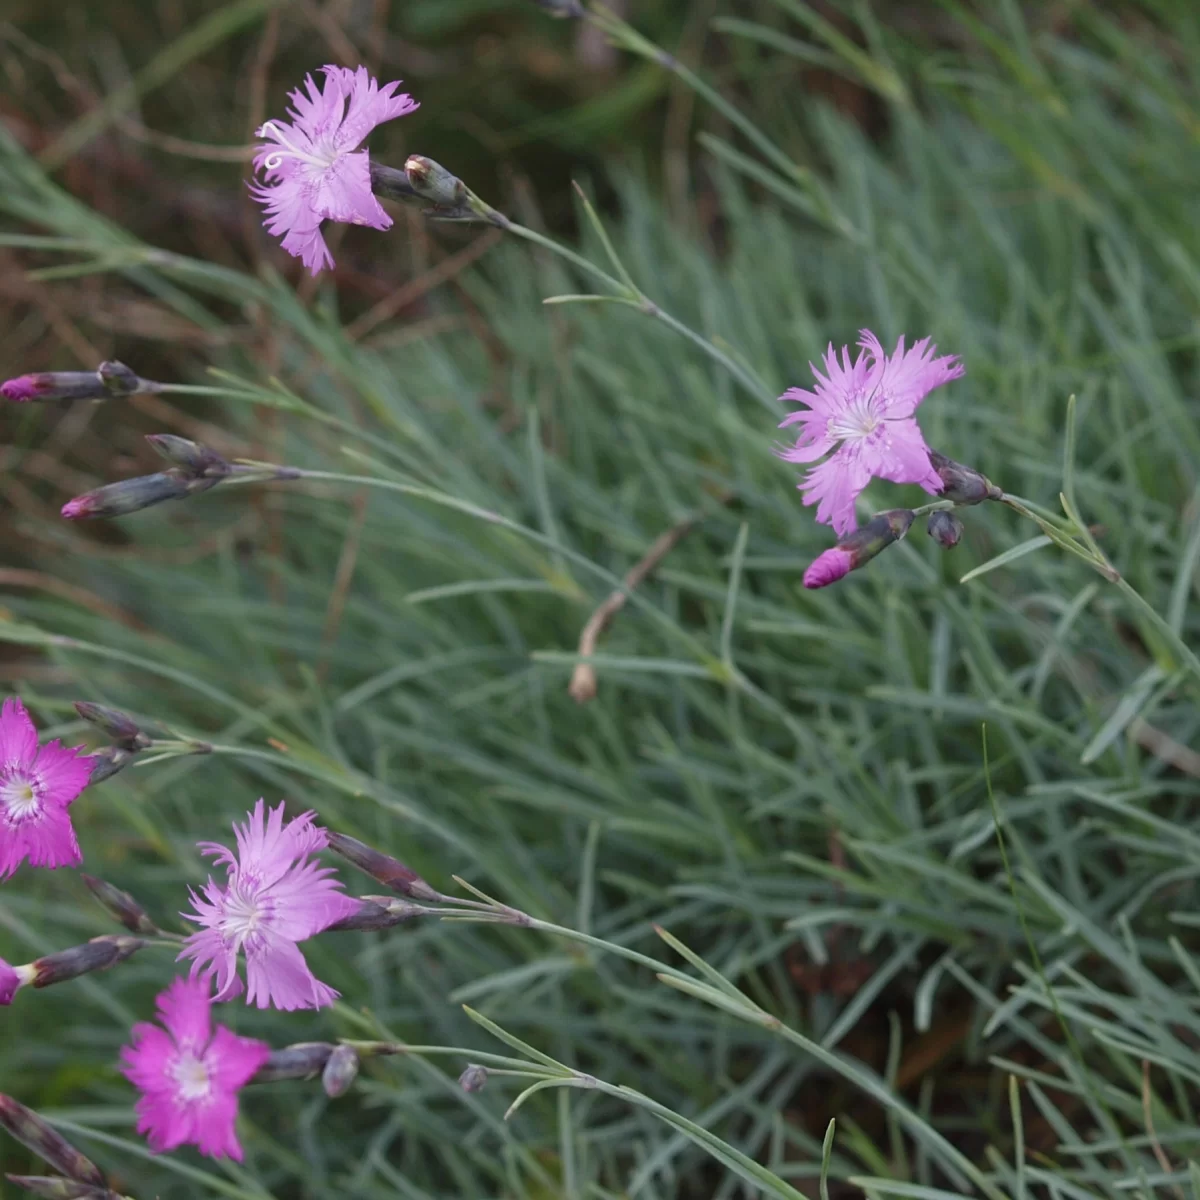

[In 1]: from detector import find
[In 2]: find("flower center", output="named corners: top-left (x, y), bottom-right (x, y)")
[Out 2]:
top-left (0, 771), bottom-right (41, 822)
top-left (257, 120), bottom-right (338, 173)
top-left (171, 1052), bottom-right (212, 1103)
top-left (828, 391), bottom-right (884, 443)
top-left (219, 881), bottom-right (272, 950)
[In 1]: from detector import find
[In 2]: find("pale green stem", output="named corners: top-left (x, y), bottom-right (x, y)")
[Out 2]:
top-left (487, 913), bottom-right (1008, 1200)
top-left (1001, 494), bottom-right (1200, 684)
top-left (465, 189), bottom-right (775, 406)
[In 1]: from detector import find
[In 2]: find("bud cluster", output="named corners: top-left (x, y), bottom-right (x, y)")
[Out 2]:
top-left (0, 1094), bottom-right (126, 1199)
top-left (75, 701), bottom-right (153, 786)
top-left (801, 449), bottom-right (1004, 588)
top-left (251, 1041), bottom-right (402, 1098)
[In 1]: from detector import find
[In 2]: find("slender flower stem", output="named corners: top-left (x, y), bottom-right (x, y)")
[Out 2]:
top-left (497, 216), bottom-right (625, 294)
top-left (910, 499), bottom-right (957, 519)
top-left (999, 495), bottom-right (1200, 686)
top-left (503, 218), bottom-right (775, 406)
top-left (445, 907), bottom-right (1006, 1200)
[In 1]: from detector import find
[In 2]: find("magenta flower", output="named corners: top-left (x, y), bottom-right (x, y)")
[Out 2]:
top-left (120, 976), bottom-right (269, 1161)
top-left (0, 697), bottom-right (93, 879)
top-left (803, 547), bottom-right (853, 589)
top-left (0, 956), bottom-right (23, 1005)
top-left (251, 65), bottom-right (418, 275)
top-left (179, 800), bottom-right (359, 1011)
top-left (1, 376), bottom-right (40, 402)
top-left (778, 330), bottom-right (963, 536)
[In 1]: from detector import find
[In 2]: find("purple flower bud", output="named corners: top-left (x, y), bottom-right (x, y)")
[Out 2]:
top-left (61, 473), bottom-right (194, 520)
top-left (458, 1064), bottom-right (488, 1093)
top-left (73, 702), bottom-right (147, 748)
top-left (144, 435), bottom-right (229, 476)
top-left (29, 935), bottom-right (145, 988)
top-left (1, 361), bottom-right (153, 404)
top-left (327, 832), bottom-right (439, 900)
top-left (803, 509), bottom-right (915, 589)
top-left (404, 156), bottom-right (468, 208)
top-left (4, 1177), bottom-right (119, 1200)
top-left (253, 1043), bottom-right (335, 1083)
top-left (0, 1095), bottom-right (106, 1188)
top-left (80, 875), bottom-right (157, 935)
top-left (928, 450), bottom-right (1001, 505)
top-left (927, 510), bottom-right (964, 549)
top-left (86, 746), bottom-right (138, 785)
top-left (321, 1044), bottom-right (360, 1098)
top-left (324, 897), bottom-right (420, 932)
top-left (369, 161), bottom-right (418, 202)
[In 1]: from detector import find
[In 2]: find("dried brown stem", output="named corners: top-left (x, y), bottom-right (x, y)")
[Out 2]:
top-left (1141, 1060), bottom-right (1183, 1199)
top-left (569, 510), bottom-right (710, 704)
top-left (1130, 718), bottom-right (1200, 778)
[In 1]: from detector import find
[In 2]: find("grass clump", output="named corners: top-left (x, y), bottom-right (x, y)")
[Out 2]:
top-left (1, 3), bottom-right (1200, 1198)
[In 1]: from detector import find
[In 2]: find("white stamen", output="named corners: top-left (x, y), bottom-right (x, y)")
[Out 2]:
top-left (172, 1053), bottom-right (212, 1102)
top-left (219, 884), bottom-right (269, 949)
top-left (257, 120), bottom-right (337, 173)
top-left (829, 390), bottom-right (885, 443)
top-left (0, 774), bottom-right (40, 821)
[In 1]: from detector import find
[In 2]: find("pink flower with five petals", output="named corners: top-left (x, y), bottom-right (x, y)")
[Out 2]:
top-left (120, 976), bottom-right (269, 1161)
top-left (0, 697), bottom-right (93, 879)
top-left (777, 330), bottom-right (964, 536)
top-left (179, 800), bottom-right (359, 1011)
top-left (251, 65), bottom-right (418, 275)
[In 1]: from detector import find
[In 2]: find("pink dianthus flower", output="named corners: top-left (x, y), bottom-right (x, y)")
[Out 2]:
top-left (120, 976), bottom-right (269, 1161)
top-left (0, 697), bottom-right (93, 879)
top-left (778, 330), bottom-right (963, 536)
top-left (179, 800), bottom-right (359, 1011)
top-left (251, 65), bottom-right (418, 275)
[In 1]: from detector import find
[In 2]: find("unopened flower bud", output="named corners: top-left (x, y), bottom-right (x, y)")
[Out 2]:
top-left (96, 360), bottom-right (142, 396)
top-left (61, 473), bottom-right (194, 520)
top-left (369, 161), bottom-right (418, 202)
top-left (253, 1043), bottom-right (334, 1083)
top-left (528, 0), bottom-right (584, 16)
top-left (86, 746), bottom-right (138, 785)
top-left (1, 360), bottom-right (155, 405)
top-left (363, 896), bottom-right (429, 920)
top-left (325, 897), bottom-right (419, 932)
top-left (73, 702), bottom-right (147, 747)
top-left (404, 156), bottom-right (468, 208)
top-left (4, 1178), bottom-right (118, 1200)
top-left (145, 435), bottom-right (229, 476)
top-left (927, 510), bottom-right (964, 549)
top-left (80, 875), bottom-right (157, 935)
top-left (928, 450), bottom-right (1001, 505)
top-left (321, 1044), bottom-right (360, 1098)
top-left (29, 936), bottom-right (145, 989)
top-left (0, 1095), bottom-right (106, 1188)
top-left (458, 1064), bottom-right (488, 1093)
top-left (803, 509), bottom-right (915, 589)
top-left (327, 832), bottom-right (439, 900)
